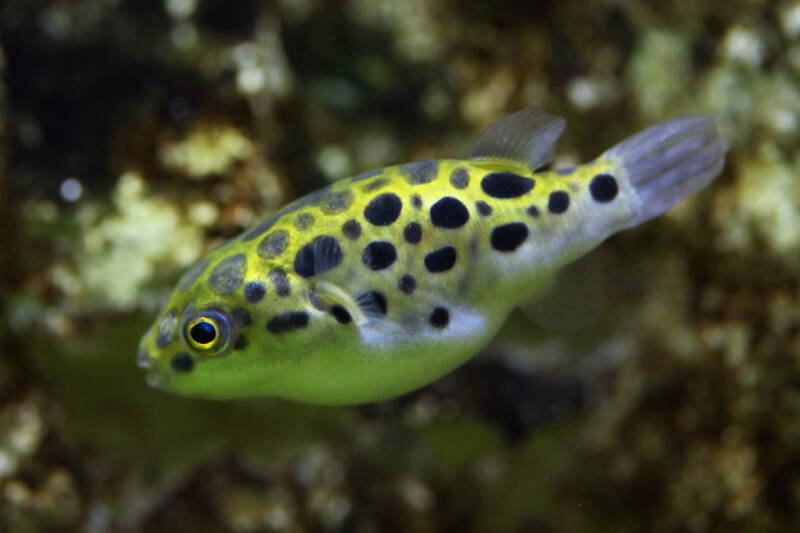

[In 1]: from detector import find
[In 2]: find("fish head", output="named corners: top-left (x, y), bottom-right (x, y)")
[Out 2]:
top-left (136, 243), bottom-right (302, 399)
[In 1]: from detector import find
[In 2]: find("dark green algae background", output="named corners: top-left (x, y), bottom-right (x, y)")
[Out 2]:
top-left (2, 1), bottom-right (800, 532)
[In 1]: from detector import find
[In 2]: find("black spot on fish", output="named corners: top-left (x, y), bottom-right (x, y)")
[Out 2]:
top-left (342, 219), bottom-right (362, 240)
top-left (364, 193), bottom-right (402, 226)
top-left (527, 205), bottom-right (540, 218)
top-left (258, 230), bottom-right (289, 259)
top-left (398, 274), bottom-right (416, 295)
top-left (429, 307), bottom-right (449, 329)
top-left (404, 222), bottom-right (422, 244)
top-left (411, 195), bottom-right (423, 209)
top-left (244, 281), bottom-right (266, 303)
top-left (156, 330), bottom-right (172, 349)
top-left (232, 308), bottom-right (252, 327)
top-left (179, 258), bottom-right (210, 291)
top-left (359, 290), bottom-right (387, 315)
top-left (363, 178), bottom-right (388, 192)
top-left (590, 173), bottom-right (619, 203)
top-left (450, 168), bottom-right (469, 189)
top-left (294, 236), bottom-right (343, 278)
top-left (481, 172), bottom-right (535, 199)
top-left (548, 191), bottom-right (570, 214)
top-left (269, 269), bottom-right (291, 297)
top-left (351, 169), bottom-right (382, 182)
top-left (400, 160), bottom-right (439, 185)
top-left (171, 353), bottom-right (194, 372)
top-left (330, 305), bottom-right (352, 324)
top-left (208, 254), bottom-right (246, 296)
top-left (371, 291), bottom-right (388, 315)
top-left (322, 189), bottom-right (354, 214)
top-left (234, 334), bottom-right (249, 350)
top-left (362, 241), bottom-right (397, 271)
top-left (266, 311), bottom-right (310, 334)
top-left (491, 222), bottom-right (529, 252)
top-left (294, 213), bottom-right (315, 230)
top-left (430, 196), bottom-right (469, 229)
top-left (424, 246), bottom-right (457, 273)
top-left (476, 201), bottom-right (492, 217)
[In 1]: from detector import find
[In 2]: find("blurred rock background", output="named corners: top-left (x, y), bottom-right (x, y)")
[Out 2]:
top-left (1, 0), bottom-right (799, 531)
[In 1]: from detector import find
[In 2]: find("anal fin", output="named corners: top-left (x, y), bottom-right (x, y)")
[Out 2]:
top-left (520, 248), bottom-right (612, 333)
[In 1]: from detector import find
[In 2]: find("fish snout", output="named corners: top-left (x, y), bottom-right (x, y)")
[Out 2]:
top-left (137, 346), bottom-right (151, 369)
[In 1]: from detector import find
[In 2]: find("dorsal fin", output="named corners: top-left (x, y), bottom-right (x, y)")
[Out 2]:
top-left (472, 107), bottom-right (567, 171)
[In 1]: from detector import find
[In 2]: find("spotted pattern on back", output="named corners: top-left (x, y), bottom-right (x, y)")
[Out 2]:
top-left (400, 161), bottom-right (439, 185)
top-left (490, 223), bottom-right (529, 252)
top-left (481, 172), bottom-right (535, 198)
top-left (476, 201), bottom-right (492, 217)
top-left (322, 190), bottom-right (354, 214)
top-left (160, 154), bottom-right (625, 378)
top-left (363, 178), bottom-right (389, 192)
top-left (244, 281), bottom-right (266, 303)
top-left (188, 158), bottom-right (619, 313)
top-left (294, 236), bottom-right (344, 278)
top-left (294, 213), bottom-right (315, 231)
top-left (362, 241), bottom-right (397, 271)
top-left (403, 222), bottom-right (422, 244)
top-left (398, 274), bottom-right (416, 294)
top-left (424, 246), bottom-right (457, 273)
top-left (208, 254), bottom-right (246, 296)
top-left (364, 193), bottom-right (403, 226)
top-left (258, 230), bottom-right (289, 259)
top-left (342, 220), bottom-right (362, 240)
top-left (430, 197), bottom-right (470, 229)
top-left (450, 168), bottom-right (469, 189)
top-left (270, 269), bottom-right (291, 297)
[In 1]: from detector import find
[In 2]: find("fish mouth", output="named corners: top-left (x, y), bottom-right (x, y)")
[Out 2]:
top-left (146, 369), bottom-right (164, 389)
top-left (137, 346), bottom-right (166, 388)
top-left (137, 347), bottom-right (151, 369)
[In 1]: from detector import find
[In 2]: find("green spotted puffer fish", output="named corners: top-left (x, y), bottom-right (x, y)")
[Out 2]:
top-left (138, 108), bottom-right (727, 405)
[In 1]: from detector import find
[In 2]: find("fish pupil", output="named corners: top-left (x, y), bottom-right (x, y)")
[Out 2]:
top-left (191, 322), bottom-right (216, 344)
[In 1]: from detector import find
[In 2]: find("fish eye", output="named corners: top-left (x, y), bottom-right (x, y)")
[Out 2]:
top-left (190, 320), bottom-right (216, 344)
top-left (183, 311), bottom-right (232, 355)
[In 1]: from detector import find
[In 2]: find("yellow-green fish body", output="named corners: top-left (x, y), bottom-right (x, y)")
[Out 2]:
top-left (138, 109), bottom-right (727, 404)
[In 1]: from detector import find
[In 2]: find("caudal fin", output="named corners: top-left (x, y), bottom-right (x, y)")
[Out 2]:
top-left (603, 115), bottom-right (728, 227)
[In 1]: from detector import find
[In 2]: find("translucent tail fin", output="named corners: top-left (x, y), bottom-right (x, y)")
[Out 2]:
top-left (603, 115), bottom-right (728, 227)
